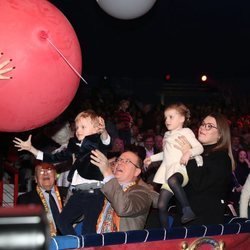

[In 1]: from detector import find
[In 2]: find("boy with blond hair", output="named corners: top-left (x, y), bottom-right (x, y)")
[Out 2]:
top-left (14, 109), bottom-right (111, 235)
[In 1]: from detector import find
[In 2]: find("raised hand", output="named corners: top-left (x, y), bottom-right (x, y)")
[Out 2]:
top-left (97, 116), bottom-right (106, 133)
top-left (90, 149), bottom-right (112, 177)
top-left (13, 135), bottom-right (32, 151)
top-left (98, 116), bottom-right (109, 141)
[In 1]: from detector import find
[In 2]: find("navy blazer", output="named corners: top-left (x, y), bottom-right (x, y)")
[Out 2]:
top-left (42, 133), bottom-right (111, 182)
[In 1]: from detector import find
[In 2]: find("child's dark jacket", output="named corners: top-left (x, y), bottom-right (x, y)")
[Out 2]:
top-left (42, 133), bottom-right (111, 182)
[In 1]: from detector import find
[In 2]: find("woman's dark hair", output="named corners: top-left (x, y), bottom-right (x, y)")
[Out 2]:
top-left (203, 112), bottom-right (235, 170)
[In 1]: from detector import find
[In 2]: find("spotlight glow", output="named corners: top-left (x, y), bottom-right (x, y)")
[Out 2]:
top-left (201, 75), bottom-right (207, 82)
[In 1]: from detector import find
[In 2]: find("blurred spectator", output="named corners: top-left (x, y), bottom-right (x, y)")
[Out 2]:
top-left (231, 135), bottom-right (243, 160)
top-left (240, 173), bottom-right (250, 218)
top-left (229, 149), bottom-right (250, 213)
top-left (114, 100), bottom-right (133, 145)
top-left (49, 121), bottom-right (74, 187)
top-left (154, 135), bottom-right (163, 152)
top-left (234, 149), bottom-right (250, 187)
top-left (143, 135), bottom-right (158, 160)
top-left (107, 137), bottom-right (125, 159)
top-left (141, 104), bottom-right (156, 132)
top-left (130, 124), bottom-right (144, 146)
top-left (17, 162), bottom-right (68, 236)
top-left (142, 135), bottom-right (161, 191)
top-left (242, 133), bottom-right (250, 159)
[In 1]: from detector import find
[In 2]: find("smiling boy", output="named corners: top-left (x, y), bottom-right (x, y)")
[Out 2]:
top-left (14, 109), bottom-right (111, 235)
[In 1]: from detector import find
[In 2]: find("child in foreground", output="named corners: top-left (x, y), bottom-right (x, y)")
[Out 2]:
top-left (14, 109), bottom-right (111, 235)
top-left (144, 103), bottom-right (203, 227)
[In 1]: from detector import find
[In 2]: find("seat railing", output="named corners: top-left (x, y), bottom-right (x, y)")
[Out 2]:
top-left (0, 161), bottom-right (19, 207)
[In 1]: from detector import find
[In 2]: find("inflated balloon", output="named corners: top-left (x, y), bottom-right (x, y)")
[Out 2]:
top-left (0, 0), bottom-right (82, 132)
top-left (96, 0), bottom-right (157, 20)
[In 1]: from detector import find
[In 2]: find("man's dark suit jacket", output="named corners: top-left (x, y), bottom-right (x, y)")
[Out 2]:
top-left (17, 186), bottom-right (68, 207)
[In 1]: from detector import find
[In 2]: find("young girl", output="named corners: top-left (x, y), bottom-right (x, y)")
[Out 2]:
top-left (144, 103), bottom-right (203, 227)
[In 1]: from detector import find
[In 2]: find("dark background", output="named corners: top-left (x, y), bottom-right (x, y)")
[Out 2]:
top-left (50, 0), bottom-right (250, 81)
top-left (1, 0), bottom-right (250, 174)
top-left (2, 0), bottom-right (250, 189)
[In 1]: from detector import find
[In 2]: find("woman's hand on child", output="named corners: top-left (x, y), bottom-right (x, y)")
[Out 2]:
top-left (180, 151), bottom-right (192, 166)
top-left (174, 135), bottom-right (192, 154)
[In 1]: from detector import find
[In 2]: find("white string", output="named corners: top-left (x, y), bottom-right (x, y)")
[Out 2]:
top-left (46, 37), bottom-right (88, 84)
top-left (81, 235), bottom-right (85, 248)
top-left (100, 233), bottom-right (105, 246)
top-left (144, 229), bottom-right (149, 242)
top-left (183, 226), bottom-right (188, 239)
top-left (202, 225), bottom-right (207, 237)
top-left (163, 228), bottom-right (167, 240)
top-left (219, 224), bottom-right (224, 235)
top-left (124, 232), bottom-right (128, 244)
top-left (236, 223), bottom-right (241, 234)
top-left (228, 217), bottom-right (240, 224)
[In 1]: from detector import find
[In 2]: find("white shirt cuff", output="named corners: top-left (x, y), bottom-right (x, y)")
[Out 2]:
top-left (103, 175), bottom-right (115, 183)
top-left (36, 150), bottom-right (44, 160)
top-left (102, 135), bottom-right (111, 145)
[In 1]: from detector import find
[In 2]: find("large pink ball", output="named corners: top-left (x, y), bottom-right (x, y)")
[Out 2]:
top-left (0, 0), bottom-right (82, 132)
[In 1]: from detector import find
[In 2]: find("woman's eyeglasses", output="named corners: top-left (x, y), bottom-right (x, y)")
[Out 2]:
top-left (200, 122), bottom-right (218, 131)
top-left (115, 157), bottom-right (140, 169)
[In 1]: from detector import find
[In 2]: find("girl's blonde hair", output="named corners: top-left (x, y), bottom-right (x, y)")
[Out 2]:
top-left (75, 109), bottom-right (99, 128)
top-left (165, 102), bottom-right (191, 127)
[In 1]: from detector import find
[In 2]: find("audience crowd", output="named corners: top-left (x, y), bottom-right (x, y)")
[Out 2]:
top-left (1, 80), bottom-right (250, 235)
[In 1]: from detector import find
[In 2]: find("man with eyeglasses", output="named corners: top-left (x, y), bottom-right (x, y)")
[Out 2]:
top-left (17, 162), bottom-right (68, 236)
top-left (91, 150), bottom-right (158, 233)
